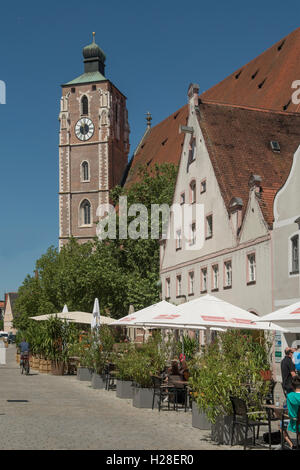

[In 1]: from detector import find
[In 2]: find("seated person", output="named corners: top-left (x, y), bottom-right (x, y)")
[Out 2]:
top-left (167, 360), bottom-right (185, 404)
top-left (282, 375), bottom-right (300, 449)
top-left (179, 360), bottom-right (189, 381)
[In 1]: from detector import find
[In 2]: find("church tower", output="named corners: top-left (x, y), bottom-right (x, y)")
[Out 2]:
top-left (59, 33), bottom-right (130, 248)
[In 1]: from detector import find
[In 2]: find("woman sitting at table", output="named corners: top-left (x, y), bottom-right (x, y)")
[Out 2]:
top-left (167, 360), bottom-right (186, 404)
top-left (281, 374), bottom-right (300, 449)
top-left (179, 360), bottom-right (189, 381)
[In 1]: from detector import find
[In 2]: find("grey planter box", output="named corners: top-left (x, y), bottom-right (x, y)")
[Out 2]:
top-left (116, 380), bottom-right (134, 399)
top-left (132, 385), bottom-right (157, 409)
top-left (192, 402), bottom-right (211, 430)
top-left (91, 372), bottom-right (106, 389)
top-left (77, 367), bottom-right (93, 381)
top-left (211, 415), bottom-right (244, 445)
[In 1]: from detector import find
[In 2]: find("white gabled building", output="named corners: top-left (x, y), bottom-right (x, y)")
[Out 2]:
top-left (160, 83), bottom-right (300, 327)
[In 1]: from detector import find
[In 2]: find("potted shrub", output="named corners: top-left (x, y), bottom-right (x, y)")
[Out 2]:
top-left (91, 340), bottom-right (106, 389)
top-left (129, 333), bottom-right (168, 409)
top-left (72, 334), bottom-right (94, 381)
top-left (92, 325), bottom-right (116, 389)
top-left (115, 345), bottom-right (135, 399)
top-left (189, 330), bottom-right (271, 445)
top-left (40, 316), bottom-right (78, 376)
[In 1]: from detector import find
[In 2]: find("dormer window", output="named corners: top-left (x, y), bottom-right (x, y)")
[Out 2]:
top-left (270, 141), bottom-right (280, 152)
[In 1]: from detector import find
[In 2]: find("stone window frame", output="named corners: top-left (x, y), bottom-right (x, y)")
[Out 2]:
top-left (246, 252), bottom-right (256, 285)
top-left (81, 160), bottom-right (90, 183)
top-left (289, 232), bottom-right (299, 276)
top-left (79, 198), bottom-right (92, 227)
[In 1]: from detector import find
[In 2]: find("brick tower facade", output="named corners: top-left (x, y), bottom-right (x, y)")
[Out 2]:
top-left (59, 34), bottom-right (130, 248)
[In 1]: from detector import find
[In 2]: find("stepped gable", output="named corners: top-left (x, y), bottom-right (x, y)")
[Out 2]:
top-left (198, 101), bottom-right (300, 227)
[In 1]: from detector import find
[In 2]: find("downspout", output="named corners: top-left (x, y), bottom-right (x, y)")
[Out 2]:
top-left (270, 228), bottom-right (276, 380)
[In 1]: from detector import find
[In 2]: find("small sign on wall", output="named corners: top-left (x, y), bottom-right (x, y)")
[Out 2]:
top-left (275, 332), bottom-right (282, 363)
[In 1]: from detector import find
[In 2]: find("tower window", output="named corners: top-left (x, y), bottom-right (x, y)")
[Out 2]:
top-left (80, 200), bottom-right (91, 226)
top-left (81, 161), bottom-right (89, 181)
top-left (81, 95), bottom-right (89, 115)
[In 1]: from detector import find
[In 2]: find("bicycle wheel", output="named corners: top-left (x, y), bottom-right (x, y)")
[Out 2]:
top-left (20, 363), bottom-right (24, 375)
top-left (25, 363), bottom-right (30, 375)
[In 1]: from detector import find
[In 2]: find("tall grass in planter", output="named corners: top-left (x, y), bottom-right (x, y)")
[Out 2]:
top-left (189, 330), bottom-right (271, 443)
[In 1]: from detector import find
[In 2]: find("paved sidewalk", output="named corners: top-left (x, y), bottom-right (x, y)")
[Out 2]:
top-left (0, 346), bottom-right (247, 450)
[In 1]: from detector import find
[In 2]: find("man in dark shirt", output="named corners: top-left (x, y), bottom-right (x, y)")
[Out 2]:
top-left (281, 347), bottom-right (296, 396)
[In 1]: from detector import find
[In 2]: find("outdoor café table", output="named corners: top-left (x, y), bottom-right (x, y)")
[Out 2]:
top-left (263, 404), bottom-right (289, 450)
top-left (169, 380), bottom-right (189, 412)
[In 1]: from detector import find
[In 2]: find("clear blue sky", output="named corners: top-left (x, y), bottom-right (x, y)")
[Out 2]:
top-left (0, 0), bottom-right (299, 295)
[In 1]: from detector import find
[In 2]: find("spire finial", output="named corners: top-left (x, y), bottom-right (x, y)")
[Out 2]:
top-left (92, 32), bottom-right (96, 43)
top-left (146, 111), bottom-right (152, 129)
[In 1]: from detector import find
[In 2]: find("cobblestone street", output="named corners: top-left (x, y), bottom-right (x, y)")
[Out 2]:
top-left (0, 345), bottom-right (241, 450)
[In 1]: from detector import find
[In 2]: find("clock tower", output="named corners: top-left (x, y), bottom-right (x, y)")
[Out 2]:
top-left (59, 33), bottom-right (130, 248)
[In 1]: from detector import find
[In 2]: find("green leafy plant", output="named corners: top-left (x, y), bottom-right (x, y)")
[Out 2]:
top-left (176, 335), bottom-right (198, 361)
top-left (189, 330), bottom-right (271, 424)
top-left (70, 325), bottom-right (116, 373)
top-left (120, 333), bottom-right (169, 388)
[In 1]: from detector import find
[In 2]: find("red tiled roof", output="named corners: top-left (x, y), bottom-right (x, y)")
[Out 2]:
top-left (124, 105), bottom-right (188, 186)
top-left (198, 102), bottom-right (300, 227)
top-left (201, 28), bottom-right (300, 113)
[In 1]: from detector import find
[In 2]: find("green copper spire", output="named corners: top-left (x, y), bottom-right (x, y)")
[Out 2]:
top-left (64, 33), bottom-right (107, 86)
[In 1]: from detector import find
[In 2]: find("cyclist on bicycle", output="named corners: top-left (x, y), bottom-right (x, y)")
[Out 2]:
top-left (18, 339), bottom-right (30, 374)
top-left (19, 339), bottom-right (30, 354)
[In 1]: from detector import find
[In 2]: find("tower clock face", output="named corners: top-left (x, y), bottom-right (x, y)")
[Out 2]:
top-left (75, 118), bottom-right (95, 141)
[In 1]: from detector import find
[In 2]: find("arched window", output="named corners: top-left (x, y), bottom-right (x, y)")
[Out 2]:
top-left (291, 234), bottom-right (299, 274)
top-left (81, 95), bottom-right (89, 115)
top-left (81, 161), bottom-right (89, 181)
top-left (80, 200), bottom-right (91, 225)
top-left (190, 180), bottom-right (196, 204)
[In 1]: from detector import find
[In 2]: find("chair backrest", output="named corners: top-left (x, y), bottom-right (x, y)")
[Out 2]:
top-left (151, 375), bottom-right (162, 389)
top-left (230, 396), bottom-right (247, 416)
top-left (296, 406), bottom-right (300, 430)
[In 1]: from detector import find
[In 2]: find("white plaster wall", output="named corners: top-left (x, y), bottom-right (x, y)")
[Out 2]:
top-left (161, 92), bottom-right (273, 317)
top-left (273, 146), bottom-right (300, 307)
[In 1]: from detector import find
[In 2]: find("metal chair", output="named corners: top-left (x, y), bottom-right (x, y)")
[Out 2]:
top-left (151, 376), bottom-right (171, 412)
top-left (265, 380), bottom-right (277, 405)
top-left (105, 363), bottom-right (116, 391)
top-left (230, 396), bottom-right (269, 450)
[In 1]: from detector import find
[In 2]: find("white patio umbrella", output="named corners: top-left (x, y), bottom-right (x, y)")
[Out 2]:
top-left (135, 295), bottom-right (285, 332)
top-left (91, 298), bottom-right (101, 331)
top-left (110, 300), bottom-right (181, 327)
top-left (256, 301), bottom-right (300, 332)
top-left (30, 311), bottom-right (114, 325)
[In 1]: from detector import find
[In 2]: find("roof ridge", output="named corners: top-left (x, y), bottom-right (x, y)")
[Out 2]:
top-left (200, 99), bottom-right (300, 116)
